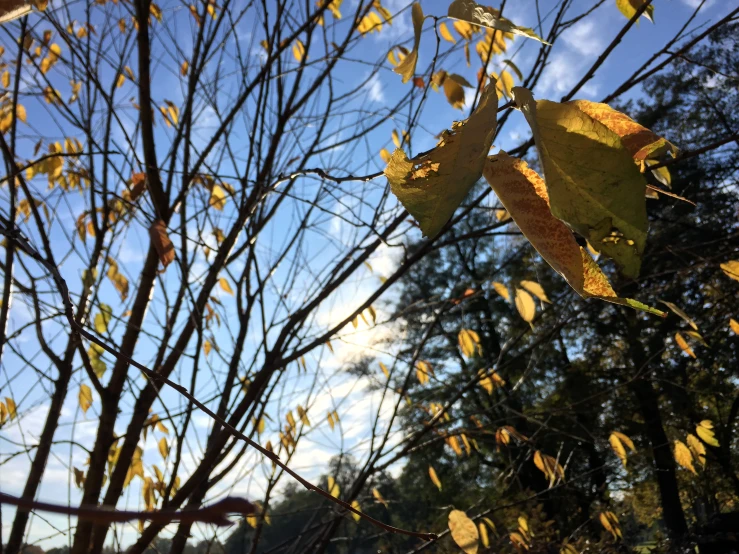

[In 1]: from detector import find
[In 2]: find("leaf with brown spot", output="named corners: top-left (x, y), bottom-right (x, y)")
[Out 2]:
top-left (149, 219), bottom-right (175, 269)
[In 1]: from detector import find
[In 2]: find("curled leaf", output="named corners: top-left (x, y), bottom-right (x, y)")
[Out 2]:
top-left (447, 0), bottom-right (547, 43)
top-left (384, 81), bottom-right (498, 237)
top-left (428, 465), bottom-right (442, 490)
top-left (393, 3), bottom-right (423, 83)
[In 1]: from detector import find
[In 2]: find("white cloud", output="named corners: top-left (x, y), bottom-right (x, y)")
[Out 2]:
top-left (562, 20), bottom-right (604, 57)
top-left (364, 73), bottom-right (386, 103)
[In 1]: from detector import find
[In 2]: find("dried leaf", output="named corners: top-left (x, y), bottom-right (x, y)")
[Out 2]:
top-left (447, 0), bottom-right (547, 43)
top-left (721, 260), bottom-right (739, 281)
top-left (483, 152), bottom-right (664, 316)
top-left (384, 81), bottom-right (497, 237)
top-left (393, 3), bottom-right (423, 83)
top-left (149, 219), bottom-right (175, 268)
top-left (675, 332), bottom-right (695, 359)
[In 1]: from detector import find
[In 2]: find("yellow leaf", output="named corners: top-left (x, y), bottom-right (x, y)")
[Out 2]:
top-left (219, 277), bottom-right (234, 295)
top-left (203, 340), bottom-right (212, 356)
top-left (674, 440), bottom-right (696, 474)
top-left (483, 152), bottom-right (664, 316)
top-left (2, 71), bottom-right (9, 88)
top-left (380, 148), bottom-right (392, 163)
top-left (453, 20), bottom-right (473, 40)
top-left (393, 3), bottom-right (423, 83)
top-left (439, 22), bottom-right (456, 43)
top-left (384, 81), bottom-right (497, 237)
top-left (79, 384), bottom-right (93, 414)
top-left (379, 361), bottom-right (389, 378)
top-left (181, 60), bottom-right (189, 76)
top-left (615, 0), bottom-right (655, 23)
top-left (675, 332), bottom-right (695, 359)
top-left (116, 73), bottom-right (125, 88)
top-left (416, 360), bottom-right (432, 384)
top-left (512, 88), bottom-right (652, 279)
top-left (533, 450), bottom-right (564, 487)
top-left (514, 288), bottom-right (535, 323)
top-left (327, 411), bottom-right (335, 430)
top-left (478, 522), bottom-right (489, 547)
top-left (327, 476), bottom-right (340, 498)
top-left (448, 510), bottom-right (479, 554)
top-left (372, 487), bottom-right (388, 508)
top-left (609, 431), bottom-right (635, 468)
top-left (599, 511), bottom-right (622, 539)
top-left (721, 260), bottom-right (739, 281)
top-left (94, 304), bottom-right (112, 334)
top-left (696, 420), bottom-right (719, 447)
top-left (292, 39), bottom-right (305, 62)
top-left (492, 281), bottom-right (509, 300)
top-left (428, 465), bottom-right (442, 490)
top-left (730, 318), bottom-right (739, 335)
top-left (149, 2), bottom-right (162, 21)
top-left (209, 184), bottom-right (227, 210)
top-left (686, 433), bottom-right (706, 467)
top-left (5, 397), bottom-right (16, 420)
top-left (158, 437), bottom-right (169, 459)
top-left (350, 500), bottom-right (361, 522)
top-left (520, 280), bottom-right (550, 303)
top-left (447, 0), bottom-right (547, 43)
top-left (443, 73), bottom-right (468, 110)
top-left (458, 328), bottom-right (481, 357)
top-left (391, 129), bottom-right (401, 148)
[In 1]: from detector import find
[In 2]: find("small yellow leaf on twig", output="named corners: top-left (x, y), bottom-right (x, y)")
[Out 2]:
top-left (428, 465), bottom-right (442, 490)
top-left (448, 510), bottom-right (479, 554)
top-left (79, 384), bottom-right (93, 414)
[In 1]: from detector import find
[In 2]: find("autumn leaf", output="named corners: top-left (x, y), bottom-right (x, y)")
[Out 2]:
top-left (674, 332), bottom-right (695, 359)
top-left (149, 219), bottom-right (175, 268)
top-left (327, 476), bottom-right (340, 498)
top-left (492, 281), bottom-right (509, 300)
top-left (599, 511), bottom-right (622, 539)
top-left (483, 152), bottom-right (664, 316)
top-left (696, 420), bottom-right (719, 447)
top-left (384, 81), bottom-right (497, 238)
top-left (443, 73), bottom-right (471, 109)
top-left (513, 87), bottom-right (651, 279)
top-left (219, 277), bottom-right (234, 295)
top-left (730, 319), bottom-right (739, 335)
top-left (609, 431), bottom-right (635, 468)
top-left (447, 0), bottom-right (547, 43)
top-left (428, 465), bottom-right (442, 490)
top-left (514, 288), bottom-right (535, 323)
top-left (533, 450), bottom-right (564, 487)
top-left (393, 3), bottom-right (423, 83)
top-left (158, 437), bottom-right (169, 459)
top-left (686, 433), bottom-right (706, 467)
top-left (660, 301), bottom-right (698, 331)
top-left (458, 328), bottom-right (482, 357)
top-left (79, 384), bottom-right (93, 414)
top-left (372, 488), bottom-right (388, 508)
top-left (448, 510), bottom-right (479, 554)
top-left (674, 440), bottom-right (696, 474)
top-left (520, 280), bottom-right (550, 303)
top-left (350, 500), bottom-right (361, 522)
top-left (478, 522), bottom-right (489, 548)
top-left (721, 260), bottom-right (739, 281)
top-left (0, 0), bottom-right (32, 25)
top-left (5, 397), bottom-right (16, 420)
top-left (439, 22), bottom-right (456, 43)
top-left (615, 0), bottom-right (654, 23)
top-left (292, 39), bottom-right (305, 62)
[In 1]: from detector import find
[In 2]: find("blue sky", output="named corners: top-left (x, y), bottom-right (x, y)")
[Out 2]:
top-left (1, 0), bottom-right (734, 549)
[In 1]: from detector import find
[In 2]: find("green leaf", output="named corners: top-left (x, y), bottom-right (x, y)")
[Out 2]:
top-left (384, 81), bottom-right (498, 237)
top-left (512, 87), bottom-right (649, 279)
